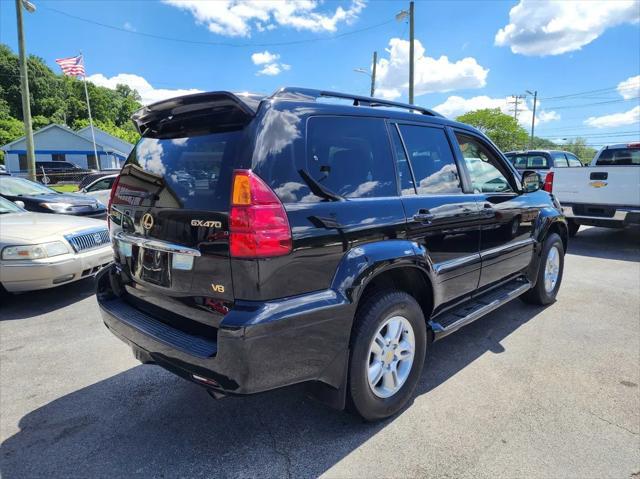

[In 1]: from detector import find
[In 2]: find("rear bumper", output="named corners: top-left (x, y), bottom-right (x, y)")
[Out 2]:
top-left (96, 266), bottom-right (354, 395)
top-left (561, 204), bottom-right (640, 227)
top-left (0, 246), bottom-right (113, 292)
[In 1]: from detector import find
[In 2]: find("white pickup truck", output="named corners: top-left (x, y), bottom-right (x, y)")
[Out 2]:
top-left (549, 143), bottom-right (640, 236)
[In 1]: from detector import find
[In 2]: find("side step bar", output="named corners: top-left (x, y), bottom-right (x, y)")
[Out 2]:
top-left (430, 278), bottom-right (531, 340)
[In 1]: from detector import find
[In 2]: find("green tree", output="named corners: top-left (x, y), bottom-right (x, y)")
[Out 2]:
top-left (456, 108), bottom-right (529, 152)
top-left (72, 118), bottom-right (140, 145)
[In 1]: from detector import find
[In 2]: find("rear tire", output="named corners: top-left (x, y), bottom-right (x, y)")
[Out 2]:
top-left (568, 220), bottom-right (580, 237)
top-left (347, 290), bottom-right (426, 421)
top-left (521, 233), bottom-right (564, 305)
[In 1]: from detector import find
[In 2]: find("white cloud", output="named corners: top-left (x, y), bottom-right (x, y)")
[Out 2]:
top-left (584, 105), bottom-right (640, 128)
top-left (250, 50), bottom-right (290, 76)
top-left (256, 63), bottom-right (290, 76)
top-left (433, 95), bottom-right (560, 128)
top-left (163, 0), bottom-right (365, 37)
top-left (375, 38), bottom-right (489, 100)
top-left (87, 73), bottom-right (203, 105)
top-left (618, 75), bottom-right (640, 100)
top-left (495, 0), bottom-right (640, 56)
top-left (251, 50), bottom-right (279, 65)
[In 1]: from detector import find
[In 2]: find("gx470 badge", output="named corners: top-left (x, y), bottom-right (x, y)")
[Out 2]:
top-left (191, 219), bottom-right (222, 228)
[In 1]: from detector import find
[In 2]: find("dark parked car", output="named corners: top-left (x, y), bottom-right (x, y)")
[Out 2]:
top-left (35, 161), bottom-right (94, 185)
top-left (0, 176), bottom-right (106, 217)
top-left (97, 88), bottom-right (567, 421)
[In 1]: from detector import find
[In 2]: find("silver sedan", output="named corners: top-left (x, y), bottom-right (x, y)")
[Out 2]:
top-left (0, 197), bottom-right (113, 293)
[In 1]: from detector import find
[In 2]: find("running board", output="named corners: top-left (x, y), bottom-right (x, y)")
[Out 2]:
top-left (430, 278), bottom-right (531, 340)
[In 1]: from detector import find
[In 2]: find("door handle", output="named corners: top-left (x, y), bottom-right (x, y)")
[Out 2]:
top-left (413, 210), bottom-right (435, 223)
top-left (482, 203), bottom-right (495, 216)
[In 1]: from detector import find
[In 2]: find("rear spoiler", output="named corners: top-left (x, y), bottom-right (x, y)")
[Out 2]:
top-left (131, 91), bottom-right (263, 136)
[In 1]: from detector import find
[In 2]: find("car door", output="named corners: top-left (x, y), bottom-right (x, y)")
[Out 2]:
top-left (391, 122), bottom-right (482, 310)
top-left (451, 131), bottom-right (538, 289)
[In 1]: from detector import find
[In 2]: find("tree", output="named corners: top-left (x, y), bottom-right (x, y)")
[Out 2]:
top-left (456, 108), bottom-right (529, 152)
top-left (72, 119), bottom-right (140, 145)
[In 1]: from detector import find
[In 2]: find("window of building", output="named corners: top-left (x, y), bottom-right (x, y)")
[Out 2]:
top-left (87, 154), bottom-right (98, 169)
top-left (52, 153), bottom-right (66, 162)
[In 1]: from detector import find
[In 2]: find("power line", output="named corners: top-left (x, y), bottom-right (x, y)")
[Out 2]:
top-left (538, 86), bottom-right (622, 101)
top-left (544, 97), bottom-right (640, 110)
top-left (42, 6), bottom-right (396, 48)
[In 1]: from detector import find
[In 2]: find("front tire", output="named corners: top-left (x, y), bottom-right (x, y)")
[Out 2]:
top-left (347, 290), bottom-right (427, 421)
top-left (521, 233), bottom-right (565, 305)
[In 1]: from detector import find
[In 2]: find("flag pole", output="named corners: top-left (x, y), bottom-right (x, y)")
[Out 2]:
top-left (80, 52), bottom-right (100, 171)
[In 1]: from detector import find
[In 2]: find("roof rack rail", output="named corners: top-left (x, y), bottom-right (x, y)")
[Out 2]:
top-left (270, 87), bottom-right (444, 118)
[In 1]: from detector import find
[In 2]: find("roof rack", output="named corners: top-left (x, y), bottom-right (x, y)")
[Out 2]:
top-left (270, 87), bottom-right (444, 118)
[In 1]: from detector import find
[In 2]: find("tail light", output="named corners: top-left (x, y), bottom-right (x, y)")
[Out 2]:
top-left (107, 174), bottom-right (121, 228)
top-left (543, 171), bottom-right (554, 192)
top-left (628, 142), bottom-right (640, 149)
top-left (229, 170), bottom-right (292, 258)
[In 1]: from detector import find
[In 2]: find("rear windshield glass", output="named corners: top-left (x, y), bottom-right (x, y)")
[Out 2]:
top-left (508, 154), bottom-right (549, 169)
top-left (116, 131), bottom-right (241, 210)
top-left (595, 148), bottom-right (640, 166)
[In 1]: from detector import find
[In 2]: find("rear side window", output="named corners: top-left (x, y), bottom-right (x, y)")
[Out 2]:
top-left (566, 153), bottom-right (582, 167)
top-left (397, 125), bottom-right (461, 194)
top-left (390, 126), bottom-right (416, 195)
top-left (117, 131), bottom-right (241, 210)
top-left (595, 148), bottom-right (640, 165)
top-left (552, 153), bottom-right (568, 167)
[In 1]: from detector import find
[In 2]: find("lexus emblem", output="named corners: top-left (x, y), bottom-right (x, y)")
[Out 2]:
top-left (141, 213), bottom-right (154, 230)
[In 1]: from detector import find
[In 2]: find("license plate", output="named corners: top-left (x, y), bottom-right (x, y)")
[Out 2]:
top-left (138, 247), bottom-right (171, 286)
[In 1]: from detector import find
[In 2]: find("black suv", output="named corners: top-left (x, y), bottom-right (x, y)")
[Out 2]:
top-left (35, 161), bottom-right (93, 184)
top-left (97, 88), bottom-right (567, 420)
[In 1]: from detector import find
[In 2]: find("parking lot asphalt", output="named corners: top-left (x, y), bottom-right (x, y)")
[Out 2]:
top-left (1, 226), bottom-right (639, 479)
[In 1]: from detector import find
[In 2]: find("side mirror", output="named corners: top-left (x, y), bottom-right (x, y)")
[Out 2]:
top-left (14, 200), bottom-right (26, 209)
top-left (521, 170), bottom-right (541, 193)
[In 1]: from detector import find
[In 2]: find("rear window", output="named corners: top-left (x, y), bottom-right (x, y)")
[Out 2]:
top-left (595, 148), bottom-right (640, 166)
top-left (116, 131), bottom-right (242, 210)
top-left (256, 116), bottom-right (397, 203)
top-left (509, 154), bottom-right (549, 169)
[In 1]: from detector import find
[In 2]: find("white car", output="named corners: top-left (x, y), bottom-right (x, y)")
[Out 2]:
top-left (79, 174), bottom-right (118, 207)
top-left (0, 197), bottom-right (113, 293)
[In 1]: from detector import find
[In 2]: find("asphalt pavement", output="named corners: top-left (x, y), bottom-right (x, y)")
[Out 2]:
top-left (1, 226), bottom-right (639, 478)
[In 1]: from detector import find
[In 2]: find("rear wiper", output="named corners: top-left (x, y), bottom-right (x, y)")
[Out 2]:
top-left (298, 169), bottom-right (344, 202)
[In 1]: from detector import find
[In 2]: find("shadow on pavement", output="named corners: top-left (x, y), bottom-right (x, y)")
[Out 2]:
top-left (567, 226), bottom-right (640, 262)
top-left (1, 299), bottom-right (545, 478)
top-left (0, 278), bottom-right (96, 321)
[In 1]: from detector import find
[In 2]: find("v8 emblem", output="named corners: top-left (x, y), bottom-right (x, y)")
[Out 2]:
top-left (211, 284), bottom-right (225, 293)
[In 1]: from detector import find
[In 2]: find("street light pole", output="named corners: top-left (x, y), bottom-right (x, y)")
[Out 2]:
top-left (370, 51), bottom-right (377, 97)
top-left (15, 0), bottom-right (37, 181)
top-left (409, 1), bottom-right (414, 104)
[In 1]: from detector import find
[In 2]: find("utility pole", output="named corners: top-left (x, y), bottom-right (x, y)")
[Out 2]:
top-left (15, 0), bottom-right (37, 181)
top-left (527, 90), bottom-right (538, 148)
top-left (370, 51), bottom-right (377, 97)
top-left (409, 1), bottom-right (415, 105)
top-left (508, 94), bottom-right (525, 122)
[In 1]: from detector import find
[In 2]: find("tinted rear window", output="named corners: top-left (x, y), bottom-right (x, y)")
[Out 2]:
top-left (256, 115), bottom-right (397, 202)
top-left (116, 131), bottom-right (241, 210)
top-left (595, 148), bottom-right (640, 165)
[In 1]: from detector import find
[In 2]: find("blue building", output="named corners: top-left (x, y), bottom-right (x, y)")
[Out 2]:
top-left (1, 124), bottom-right (134, 172)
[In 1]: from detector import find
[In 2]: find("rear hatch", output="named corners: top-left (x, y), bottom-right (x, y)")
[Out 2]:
top-left (109, 92), bottom-right (259, 326)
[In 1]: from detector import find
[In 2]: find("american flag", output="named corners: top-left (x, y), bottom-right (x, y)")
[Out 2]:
top-left (55, 54), bottom-right (85, 77)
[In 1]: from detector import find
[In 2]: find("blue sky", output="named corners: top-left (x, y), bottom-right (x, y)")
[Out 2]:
top-left (1, 0), bottom-right (639, 147)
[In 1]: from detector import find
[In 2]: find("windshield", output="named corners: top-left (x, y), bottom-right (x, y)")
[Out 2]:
top-left (508, 154), bottom-right (549, 169)
top-left (118, 131), bottom-right (242, 210)
top-left (0, 196), bottom-right (23, 214)
top-left (0, 176), bottom-right (58, 196)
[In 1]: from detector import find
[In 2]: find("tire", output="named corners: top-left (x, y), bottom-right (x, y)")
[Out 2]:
top-left (347, 290), bottom-right (427, 421)
top-left (568, 220), bottom-right (580, 237)
top-left (521, 233), bottom-right (565, 305)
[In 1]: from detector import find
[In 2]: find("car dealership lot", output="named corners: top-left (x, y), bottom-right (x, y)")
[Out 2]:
top-left (1, 227), bottom-right (638, 479)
